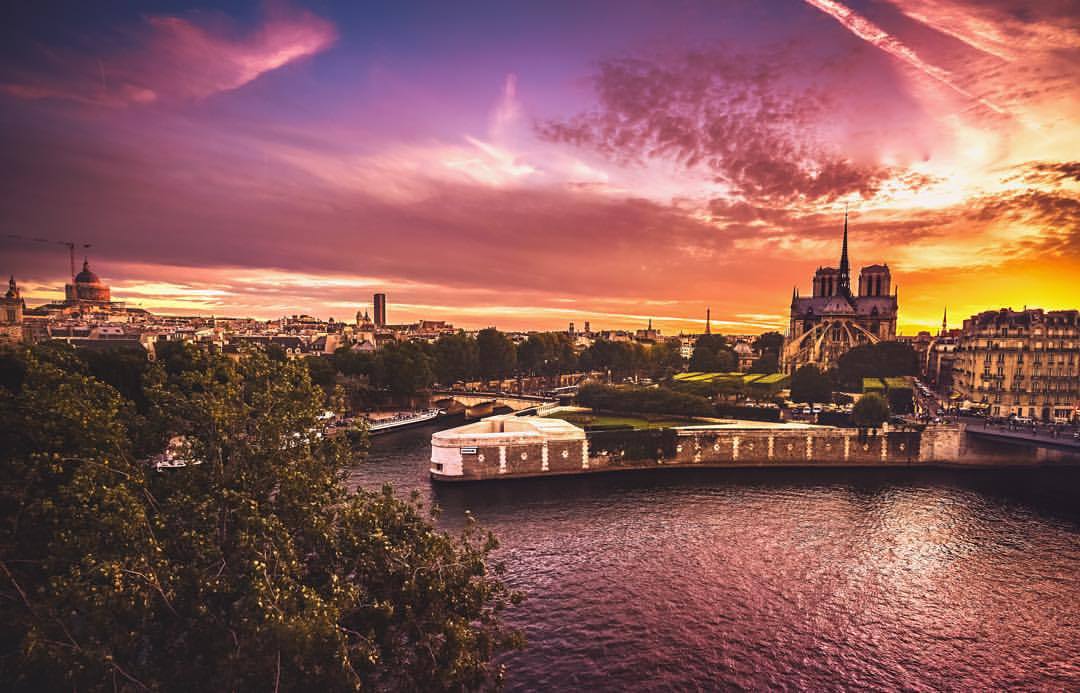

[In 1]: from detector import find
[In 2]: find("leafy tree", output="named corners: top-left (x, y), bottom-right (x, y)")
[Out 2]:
top-left (305, 354), bottom-right (338, 391)
top-left (373, 341), bottom-right (435, 396)
top-left (790, 365), bottom-right (833, 406)
top-left (517, 333), bottom-right (577, 377)
top-left (646, 339), bottom-right (685, 380)
top-left (476, 328), bottom-right (517, 380)
top-left (576, 384), bottom-right (713, 417)
top-left (853, 392), bottom-right (891, 428)
top-left (433, 332), bottom-right (479, 384)
top-left (749, 352), bottom-right (779, 373)
top-left (876, 341), bottom-right (919, 375)
top-left (752, 331), bottom-right (784, 357)
top-left (0, 347), bottom-right (521, 691)
top-left (0, 344), bottom-right (28, 392)
top-left (331, 346), bottom-right (375, 378)
top-left (836, 342), bottom-right (919, 390)
top-left (81, 346), bottom-right (151, 408)
top-left (689, 334), bottom-right (737, 372)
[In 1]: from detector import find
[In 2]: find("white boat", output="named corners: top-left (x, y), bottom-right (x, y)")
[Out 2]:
top-left (151, 436), bottom-right (205, 471)
top-left (366, 408), bottom-right (442, 435)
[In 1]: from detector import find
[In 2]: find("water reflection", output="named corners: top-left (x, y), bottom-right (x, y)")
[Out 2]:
top-left (349, 424), bottom-right (1080, 690)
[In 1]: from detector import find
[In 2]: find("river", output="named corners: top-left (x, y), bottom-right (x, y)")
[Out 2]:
top-left (348, 423), bottom-right (1080, 691)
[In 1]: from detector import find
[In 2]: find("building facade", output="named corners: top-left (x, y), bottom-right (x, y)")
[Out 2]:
top-left (782, 215), bottom-right (899, 373)
top-left (1, 276), bottom-right (25, 342)
top-left (952, 308), bottom-right (1079, 422)
top-left (373, 293), bottom-right (387, 327)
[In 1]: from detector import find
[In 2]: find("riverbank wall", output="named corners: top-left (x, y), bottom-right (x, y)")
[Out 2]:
top-left (428, 413), bottom-right (1071, 481)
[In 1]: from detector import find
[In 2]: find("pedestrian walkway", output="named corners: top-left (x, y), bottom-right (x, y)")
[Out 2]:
top-left (962, 416), bottom-right (1080, 450)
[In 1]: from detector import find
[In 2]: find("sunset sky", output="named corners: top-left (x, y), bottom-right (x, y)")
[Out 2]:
top-left (1, 0), bottom-right (1077, 334)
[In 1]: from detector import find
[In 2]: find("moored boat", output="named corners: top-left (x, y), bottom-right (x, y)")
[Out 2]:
top-left (366, 408), bottom-right (442, 435)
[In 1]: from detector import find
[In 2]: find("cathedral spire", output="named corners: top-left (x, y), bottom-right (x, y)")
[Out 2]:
top-left (941, 307), bottom-right (948, 335)
top-left (838, 208), bottom-right (851, 296)
top-left (705, 307), bottom-right (711, 335)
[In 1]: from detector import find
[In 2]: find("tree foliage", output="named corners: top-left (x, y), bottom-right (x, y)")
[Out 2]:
top-left (835, 342), bottom-right (918, 391)
top-left (0, 344), bottom-right (521, 690)
top-left (853, 392), bottom-right (891, 428)
top-left (752, 331), bottom-right (784, 357)
top-left (750, 352), bottom-right (779, 373)
top-left (576, 384), bottom-right (714, 417)
top-left (688, 334), bottom-right (737, 373)
top-left (432, 332), bottom-right (480, 385)
top-left (579, 340), bottom-right (646, 378)
top-left (372, 341), bottom-right (435, 396)
top-left (517, 333), bottom-right (577, 376)
top-left (476, 329), bottom-right (517, 380)
top-left (789, 365), bottom-right (833, 405)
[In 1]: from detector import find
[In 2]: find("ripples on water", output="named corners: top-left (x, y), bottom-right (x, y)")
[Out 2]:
top-left (348, 425), bottom-right (1080, 691)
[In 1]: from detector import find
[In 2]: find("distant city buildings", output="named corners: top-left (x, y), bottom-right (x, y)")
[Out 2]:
top-left (952, 308), bottom-right (1079, 422)
top-left (782, 214), bottom-right (898, 373)
top-left (4, 254), bottom-right (1077, 425)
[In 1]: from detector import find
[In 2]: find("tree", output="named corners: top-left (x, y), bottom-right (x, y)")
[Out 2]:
top-left (0, 347), bottom-right (521, 690)
top-left (432, 332), bottom-right (479, 384)
top-left (836, 342), bottom-right (918, 391)
top-left (331, 346), bottom-right (374, 378)
top-left (517, 332), bottom-right (576, 377)
top-left (790, 365), bottom-right (833, 406)
top-left (752, 331), bottom-right (784, 357)
top-left (476, 328), bottom-right (517, 380)
top-left (853, 392), bottom-right (891, 428)
top-left (647, 339), bottom-right (685, 380)
top-left (575, 384), bottom-right (713, 417)
top-left (750, 352), bottom-right (779, 373)
top-left (305, 354), bottom-right (339, 391)
top-left (81, 345), bottom-right (152, 409)
top-left (373, 341), bottom-right (435, 396)
top-left (689, 334), bottom-right (736, 372)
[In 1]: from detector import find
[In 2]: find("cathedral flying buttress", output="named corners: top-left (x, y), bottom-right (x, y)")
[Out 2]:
top-left (781, 214), bottom-right (899, 373)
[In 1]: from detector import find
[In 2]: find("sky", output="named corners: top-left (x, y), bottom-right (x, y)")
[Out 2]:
top-left (0, 0), bottom-right (1077, 335)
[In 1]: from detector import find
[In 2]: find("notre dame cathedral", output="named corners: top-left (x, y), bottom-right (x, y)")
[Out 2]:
top-left (782, 214), bottom-right (898, 373)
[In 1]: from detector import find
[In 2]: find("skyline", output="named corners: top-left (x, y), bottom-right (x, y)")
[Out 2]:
top-left (1, 0), bottom-right (1078, 333)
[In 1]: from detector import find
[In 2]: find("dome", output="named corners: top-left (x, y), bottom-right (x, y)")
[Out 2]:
top-left (74, 260), bottom-right (101, 284)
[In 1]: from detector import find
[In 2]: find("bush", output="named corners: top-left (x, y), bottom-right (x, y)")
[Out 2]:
top-left (576, 384), bottom-right (714, 417)
top-left (853, 392), bottom-right (891, 428)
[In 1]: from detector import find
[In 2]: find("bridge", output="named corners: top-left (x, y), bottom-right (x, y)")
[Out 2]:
top-left (430, 391), bottom-right (558, 419)
top-left (960, 417), bottom-right (1080, 453)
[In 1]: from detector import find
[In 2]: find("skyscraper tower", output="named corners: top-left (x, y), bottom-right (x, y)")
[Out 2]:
top-left (373, 293), bottom-right (387, 327)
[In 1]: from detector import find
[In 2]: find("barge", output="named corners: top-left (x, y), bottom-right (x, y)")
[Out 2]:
top-left (367, 408), bottom-right (441, 435)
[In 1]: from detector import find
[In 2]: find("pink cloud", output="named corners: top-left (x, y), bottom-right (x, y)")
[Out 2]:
top-left (0, 5), bottom-right (336, 107)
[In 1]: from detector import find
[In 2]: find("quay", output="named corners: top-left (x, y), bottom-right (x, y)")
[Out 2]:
top-left (430, 411), bottom-right (1080, 481)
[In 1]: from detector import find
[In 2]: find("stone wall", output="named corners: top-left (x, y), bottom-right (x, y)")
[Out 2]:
top-left (440, 425), bottom-right (975, 481)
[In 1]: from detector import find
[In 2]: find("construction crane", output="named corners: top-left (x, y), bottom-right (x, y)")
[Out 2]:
top-left (5, 234), bottom-right (92, 279)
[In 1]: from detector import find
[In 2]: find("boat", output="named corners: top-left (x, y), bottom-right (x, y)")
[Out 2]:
top-left (365, 408), bottom-right (442, 435)
top-left (150, 435), bottom-right (205, 471)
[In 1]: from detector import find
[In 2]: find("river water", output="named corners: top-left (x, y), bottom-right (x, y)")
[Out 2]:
top-left (348, 423), bottom-right (1080, 691)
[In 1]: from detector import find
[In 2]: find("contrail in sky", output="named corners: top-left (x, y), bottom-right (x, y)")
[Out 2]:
top-left (802, 0), bottom-right (1006, 115)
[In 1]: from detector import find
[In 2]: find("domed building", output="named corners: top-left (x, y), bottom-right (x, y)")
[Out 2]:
top-left (65, 259), bottom-right (113, 306)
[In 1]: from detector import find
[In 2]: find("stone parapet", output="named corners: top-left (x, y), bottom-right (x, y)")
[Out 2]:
top-left (431, 419), bottom-right (984, 481)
